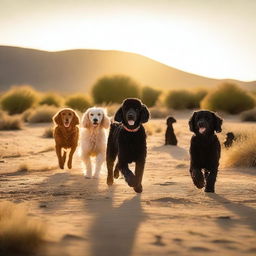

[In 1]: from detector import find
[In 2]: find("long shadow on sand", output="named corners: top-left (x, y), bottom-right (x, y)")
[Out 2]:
top-left (85, 183), bottom-right (146, 256)
top-left (207, 194), bottom-right (256, 231)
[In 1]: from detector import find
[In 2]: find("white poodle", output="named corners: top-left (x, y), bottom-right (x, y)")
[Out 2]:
top-left (80, 107), bottom-right (110, 178)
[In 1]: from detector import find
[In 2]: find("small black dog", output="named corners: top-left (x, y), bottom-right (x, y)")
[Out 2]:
top-left (224, 132), bottom-right (235, 148)
top-left (106, 98), bottom-right (150, 193)
top-left (165, 116), bottom-right (177, 145)
top-left (189, 110), bottom-right (223, 193)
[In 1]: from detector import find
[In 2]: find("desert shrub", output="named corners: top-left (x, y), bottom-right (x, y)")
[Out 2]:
top-left (0, 201), bottom-right (45, 254)
top-left (1, 86), bottom-right (38, 115)
top-left (240, 108), bottom-right (256, 122)
top-left (27, 105), bottom-right (58, 123)
top-left (65, 95), bottom-right (91, 112)
top-left (224, 132), bottom-right (256, 167)
top-left (193, 89), bottom-right (208, 108)
top-left (141, 86), bottom-right (161, 107)
top-left (165, 90), bottom-right (196, 110)
top-left (39, 93), bottom-right (63, 107)
top-left (0, 111), bottom-right (23, 130)
top-left (92, 75), bottom-right (140, 104)
top-left (43, 126), bottom-right (53, 138)
top-left (149, 106), bottom-right (170, 119)
top-left (201, 83), bottom-right (255, 114)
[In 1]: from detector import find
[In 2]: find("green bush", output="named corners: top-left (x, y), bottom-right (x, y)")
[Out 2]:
top-left (65, 95), bottom-right (91, 112)
top-left (165, 90), bottom-right (195, 110)
top-left (193, 89), bottom-right (208, 108)
top-left (141, 86), bottom-right (161, 107)
top-left (1, 86), bottom-right (38, 115)
top-left (201, 83), bottom-right (255, 114)
top-left (27, 105), bottom-right (58, 123)
top-left (92, 75), bottom-right (140, 104)
top-left (39, 93), bottom-right (63, 107)
top-left (241, 108), bottom-right (256, 122)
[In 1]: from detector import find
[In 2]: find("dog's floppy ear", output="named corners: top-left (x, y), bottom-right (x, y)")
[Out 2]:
top-left (53, 110), bottom-right (62, 126)
top-left (114, 106), bottom-right (123, 122)
top-left (140, 104), bottom-right (150, 123)
top-left (81, 108), bottom-right (91, 128)
top-left (101, 109), bottom-right (110, 129)
top-left (71, 111), bottom-right (80, 126)
top-left (189, 112), bottom-right (197, 132)
top-left (213, 112), bottom-right (223, 133)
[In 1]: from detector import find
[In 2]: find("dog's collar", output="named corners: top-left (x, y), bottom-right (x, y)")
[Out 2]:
top-left (122, 124), bottom-right (140, 132)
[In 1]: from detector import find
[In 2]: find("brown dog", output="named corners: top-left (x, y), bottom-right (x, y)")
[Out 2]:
top-left (53, 108), bottom-right (80, 169)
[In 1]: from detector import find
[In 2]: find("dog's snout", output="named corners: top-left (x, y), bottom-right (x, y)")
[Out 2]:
top-left (93, 118), bottom-right (98, 123)
top-left (197, 120), bottom-right (206, 128)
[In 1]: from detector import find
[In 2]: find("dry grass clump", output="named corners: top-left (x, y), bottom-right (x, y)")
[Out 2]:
top-left (0, 201), bottom-right (45, 254)
top-left (240, 108), bottom-right (256, 122)
top-left (27, 105), bottom-right (58, 123)
top-left (43, 126), bottom-right (53, 138)
top-left (39, 93), bottom-right (64, 107)
top-left (144, 122), bottom-right (163, 136)
top-left (223, 131), bottom-right (256, 168)
top-left (149, 106), bottom-right (170, 119)
top-left (0, 110), bottom-right (23, 130)
top-left (65, 94), bottom-right (91, 112)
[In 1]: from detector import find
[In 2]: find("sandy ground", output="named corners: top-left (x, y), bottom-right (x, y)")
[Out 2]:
top-left (0, 117), bottom-right (255, 256)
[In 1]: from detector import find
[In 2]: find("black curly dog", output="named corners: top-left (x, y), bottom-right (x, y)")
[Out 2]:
top-left (165, 116), bottom-right (177, 145)
top-left (106, 98), bottom-right (150, 193)
top-left (224, 132), bottom-right (235, 148)
top-left (189, 110), bottom-right (223, 193)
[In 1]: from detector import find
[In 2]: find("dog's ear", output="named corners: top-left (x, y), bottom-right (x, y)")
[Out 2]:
top-left (71, 111), bottom-right (80, 126)
top-left (189, 112), bottom-right (197, 132)
top-left (213, 112), bottom-right (223, 133)
top-left (101, 110), bottom-right (110, 129)
top-left (53, 110), bottom-right (62, 126)
top-left (140, 104), bottom-right (150, 123)
top-left (81, 109), bottom-right (91, 128)
top-left (114, 107), bottom-right (123, 122)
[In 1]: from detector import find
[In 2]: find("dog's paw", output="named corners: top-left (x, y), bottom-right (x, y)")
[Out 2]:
top-left (191, 169), bottom-right (204, 189)
top-left (134, 184), bottom-right (143, 193)
top-left (84, 175), bottom-right (92, 179)
top-left (67, 162), bottom-right (72, 169)
top-left (125, 173), bottom-right (136, 187)
top-left (59, 164), bottom-right (64, 169)
top-left (114, 170), bottom-right (119, 179)
top-left (107, 176), bottom-right (113, 186)
top-left (204, 187), bottom-right (215, 193)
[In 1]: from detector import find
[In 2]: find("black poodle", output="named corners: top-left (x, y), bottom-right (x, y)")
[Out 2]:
top-left (106, 98), bottom-right (150, 193)
top-left (189, 110), bottom-right (223, 193)
top-left (165, 116), bottom-right (177, 145)
top-left (224, 132), bottom-right (235, 148)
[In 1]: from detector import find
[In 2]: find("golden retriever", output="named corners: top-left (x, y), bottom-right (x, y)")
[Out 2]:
top-left (53, 108), bottom-right (80, 169)
top-left (80, 107), bottom-right (110, 178)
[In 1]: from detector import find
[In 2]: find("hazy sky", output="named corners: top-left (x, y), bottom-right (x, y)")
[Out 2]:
top-left (1, 0), bottom-right (256, 81)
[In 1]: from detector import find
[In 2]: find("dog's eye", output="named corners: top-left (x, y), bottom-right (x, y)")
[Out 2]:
top-left (90, 114), bottom-right (94, 116)
top-left (98, 113), bottom-right (101, 116)
top-left (68, 113), bottom-right (72, 116)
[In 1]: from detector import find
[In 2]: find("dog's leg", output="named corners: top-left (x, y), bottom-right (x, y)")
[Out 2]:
top-left (134, 160), bottom-right (145, 193)
top-left (205, 170), bottom-right (218, 193)
top-left (82, 155), bottom-right (92, 178)
top-left (114, 162), bottom-right (120, 179)
top-left (94, 153), bottom-right (104, 178)
top-left (119, 162), bottom-right (136, 187)
top-left (106, 143), bottom-right (117, 186)
top-left (56, 145), bottom-right (64, 169)
top-left (190, 167), bottom-right (204, 189)
top-left (67, 146), bottom-right (76, 169)
top-left (62, 150), bottom-right (67, 166)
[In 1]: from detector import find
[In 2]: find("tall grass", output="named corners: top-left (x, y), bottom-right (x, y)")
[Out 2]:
top-left (0, 201), bottom-right (45, 254)
top-left (224, 131), bottom-right (256, 167)
top-left (0, 110), bottom-right (23, 130)
top-left (201, 83), bottom-right (255, 114)
top-left (1, 86), bottom-right (38, 115)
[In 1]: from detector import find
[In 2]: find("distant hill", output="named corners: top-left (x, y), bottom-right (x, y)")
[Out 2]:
top-left (0, 46), bottom-right (255, 92)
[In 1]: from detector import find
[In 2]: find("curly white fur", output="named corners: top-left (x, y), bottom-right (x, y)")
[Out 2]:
top-left (80, 107), bottom-right (110, 178)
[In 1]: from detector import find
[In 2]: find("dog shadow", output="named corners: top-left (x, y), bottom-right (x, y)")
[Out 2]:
top-left (85, 185), bottom-right (146, 256)
top-left (207, 194), bottom-right (256, 231)
top-left (152, 145), bottom-right (189, 161)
